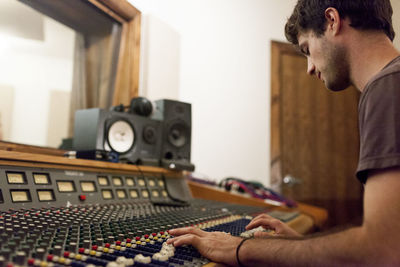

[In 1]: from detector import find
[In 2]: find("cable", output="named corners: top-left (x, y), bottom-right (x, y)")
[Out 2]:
top-left (219, 177), bottom-right (297, 207)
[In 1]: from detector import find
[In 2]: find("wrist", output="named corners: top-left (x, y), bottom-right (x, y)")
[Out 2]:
top-left (236, 238), bottom-right (252, 267)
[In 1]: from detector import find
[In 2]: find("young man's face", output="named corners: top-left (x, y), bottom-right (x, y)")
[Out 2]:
top-left (298, 30), bottom-right (351, 91)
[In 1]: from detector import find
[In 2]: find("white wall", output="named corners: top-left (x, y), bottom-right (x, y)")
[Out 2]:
top-left (129, 0), bottom-right (400, 186)
top-left (392, 0), bottom-right (400, 49)
top-left (129, 0), bottom-right (297, 185)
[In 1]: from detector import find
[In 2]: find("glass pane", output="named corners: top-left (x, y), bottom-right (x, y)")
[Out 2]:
top-left (0, 0), bottom-right (121, 148)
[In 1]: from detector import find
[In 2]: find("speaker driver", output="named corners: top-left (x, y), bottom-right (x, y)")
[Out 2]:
top-left (167, 122), bottom-right (188, 147)
top-left (107, 120), bottom-right (135, 153)
top-left (143, 125), bottom-right (157, 144)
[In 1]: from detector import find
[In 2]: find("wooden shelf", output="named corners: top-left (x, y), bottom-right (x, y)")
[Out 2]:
top-left (188, 180), bottom-right (328, 230)
top-left (0, 149), bottom-right (182, 177)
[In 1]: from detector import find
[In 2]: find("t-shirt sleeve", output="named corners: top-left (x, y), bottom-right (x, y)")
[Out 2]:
top-left (356, 73), bottom-right (400, 183)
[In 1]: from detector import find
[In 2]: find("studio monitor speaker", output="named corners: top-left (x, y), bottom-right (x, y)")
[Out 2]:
top-left (153, 99), bottom-right (194, 171)
top-left (73, 108), bottom-right (161, 166)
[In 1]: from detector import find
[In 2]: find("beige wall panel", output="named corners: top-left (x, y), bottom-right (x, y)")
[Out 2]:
top-left (0, 85), bottom-right (15, 140)
top-left (47, 90), bottom-right (71, 148)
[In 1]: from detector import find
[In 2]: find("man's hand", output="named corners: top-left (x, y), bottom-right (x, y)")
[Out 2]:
top-left (246, 213), bottom-right (301, 237)
top-left (167, 227), bottom-right (242, 266)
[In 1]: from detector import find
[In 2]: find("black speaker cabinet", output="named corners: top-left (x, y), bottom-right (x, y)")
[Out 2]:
top-left (73, 108), bottom-right (161, 166)
top-left (154, 99), bottom-right (194, 171)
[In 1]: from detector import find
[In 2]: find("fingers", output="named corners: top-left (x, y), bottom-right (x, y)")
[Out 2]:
top-left (166, 227), bottom-right (209, 246)
top-left (168, 227), bottom-right (207, 237)
top-left (166, 227), bottom-right (232, 247)
top-left (245, 214), bottom-right (300, 237)
top-left (167, 233), bottom-right (200, 247)
top-left (167, 231), bottom-right (243, 266)
top-left (246, 216), bottom-right (281, 231)
top-left (245, 213), bottom-right (275, 229)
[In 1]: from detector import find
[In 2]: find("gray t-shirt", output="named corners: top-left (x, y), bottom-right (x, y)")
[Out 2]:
top-left (356, 56), bottom-right (400, 183)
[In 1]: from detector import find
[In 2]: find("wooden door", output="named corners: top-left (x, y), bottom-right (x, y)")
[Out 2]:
top-left (270, 41), bottom-right (363, 228)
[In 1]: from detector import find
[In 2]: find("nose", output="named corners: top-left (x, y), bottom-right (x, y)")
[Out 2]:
top-left (307, 57), bottom-right (315, 75)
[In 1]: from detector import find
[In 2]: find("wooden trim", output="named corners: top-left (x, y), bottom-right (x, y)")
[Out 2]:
top-left (296, 202), bottom-right (328, 229)
top-left (97, 0), bottom-right (140, 20)
top-left (286, 213), bottom-right (315, 234)
top-left (0, 150), bottom-right (182, 177)
top-left (84, 0), bottom-right (142, 106)
top-left (130, 14), bottom-right (141, 98)
top-left (113, 12), bottom-right (141, 105)
top-left (87, 0), bottom-right (125, 24)
top-left (0, 141), bottom-right (65, 157)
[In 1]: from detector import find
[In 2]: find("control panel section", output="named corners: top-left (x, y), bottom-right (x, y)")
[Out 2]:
top-left (0, 166), bottom-right (172, 211)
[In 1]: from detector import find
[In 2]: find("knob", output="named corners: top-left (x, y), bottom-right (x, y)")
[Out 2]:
top-left (283, 175), bottom-right (303, 186)
top-left (14, 251), bottom-right (27, 265)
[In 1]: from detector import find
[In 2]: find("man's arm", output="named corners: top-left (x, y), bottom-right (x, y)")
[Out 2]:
top-left (168, 168), bottom-right (400, 266)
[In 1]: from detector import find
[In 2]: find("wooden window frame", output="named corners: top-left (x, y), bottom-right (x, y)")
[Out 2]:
top-left (0, 0), bottom-right (141, 155)
top-left (94, 0), bottom-right (142, 106)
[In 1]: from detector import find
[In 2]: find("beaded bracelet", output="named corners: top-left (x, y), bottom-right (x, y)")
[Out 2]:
top-left (236, 237), bottom-right (251, 267)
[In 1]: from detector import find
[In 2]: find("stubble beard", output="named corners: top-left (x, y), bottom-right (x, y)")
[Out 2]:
top-left (323, 42), bottom-right (351, 92)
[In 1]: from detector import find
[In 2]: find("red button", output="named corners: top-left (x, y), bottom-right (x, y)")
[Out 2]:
top-left (47, 255), bottom-right (53, 262)
top-left (79, 195), bottom-right (86, 201)
top-left (126, 238), bottom-right (132, 243)
top-left (105, 243), bottom-right (110, 248)
top-left (79, 248), bottom-right (85, 254)
top-left (92, 245), bottom-right (98, 250)
top-left (28, 259), bottom-right (35, 265)
top-left (63, 252), bottom-right (70, 258)
top-left (116, 241), bottom-right (121, 245)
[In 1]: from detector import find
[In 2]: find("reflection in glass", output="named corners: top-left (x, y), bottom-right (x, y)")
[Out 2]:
top-left (0, 0), bottom-right (121, 148)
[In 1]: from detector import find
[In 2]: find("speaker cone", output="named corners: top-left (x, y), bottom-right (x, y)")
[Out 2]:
top-left (143, 125), bottom-right (157, 144)
top-left (107, 120), bottom-right (135, 153)
top-left (167, 122), bottom-right (188, 147)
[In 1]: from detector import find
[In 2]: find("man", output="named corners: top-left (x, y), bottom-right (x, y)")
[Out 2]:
top-left (167, 0), bottom-right (400, 265)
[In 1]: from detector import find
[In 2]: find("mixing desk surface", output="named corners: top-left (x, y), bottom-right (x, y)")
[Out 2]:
top-left (0, 151), bottom-right (314, 267)
top-left (0, 198), bottom-right (280, 267)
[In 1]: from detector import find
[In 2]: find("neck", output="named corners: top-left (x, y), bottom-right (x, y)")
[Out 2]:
top-left (347, 32), bottom-right (400, 92)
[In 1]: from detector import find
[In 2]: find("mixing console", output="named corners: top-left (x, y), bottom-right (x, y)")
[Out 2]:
top-left (0, 199), bottom-right (272, 267)
top-left (0, 163), bottom-right (298, 267)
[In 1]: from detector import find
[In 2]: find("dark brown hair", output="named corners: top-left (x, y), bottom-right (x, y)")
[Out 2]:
top-left (285, 0), bottom-right (395, 45)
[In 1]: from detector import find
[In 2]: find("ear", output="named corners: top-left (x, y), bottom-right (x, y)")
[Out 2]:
top-left (324, 7), bottom-right (342, 36)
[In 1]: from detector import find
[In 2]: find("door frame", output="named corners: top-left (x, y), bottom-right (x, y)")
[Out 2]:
top-left (270, 41), bottom-right (302, 191)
